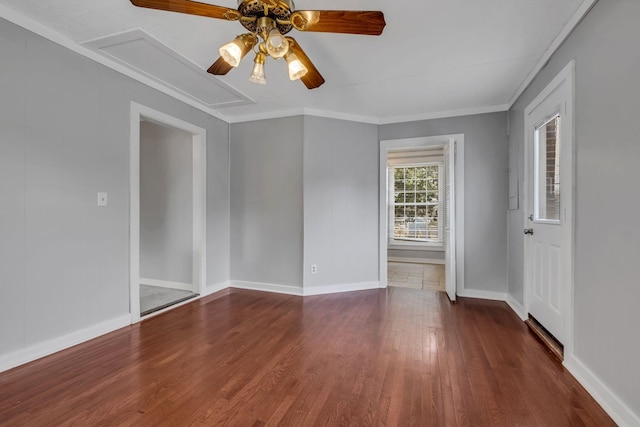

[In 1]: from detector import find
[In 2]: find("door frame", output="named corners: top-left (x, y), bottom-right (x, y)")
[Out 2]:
top-left (379, 135), bottom-right (465, 297)
top-left (129, 102), bottom-right (207, 323)
top-left (523, 60), bottom-right (575, 358)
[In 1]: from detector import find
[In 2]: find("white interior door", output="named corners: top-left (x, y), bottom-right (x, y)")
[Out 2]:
top-left (444, 141), bottom-right (456, 301)
top-left (524, 64), bottom-right (574, 344)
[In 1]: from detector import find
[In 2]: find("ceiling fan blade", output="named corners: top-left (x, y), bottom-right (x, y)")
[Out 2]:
top-left (286, 37), bottom-right (325, 90)
top-left (291, 10), bottom-right (386, 35)
top-left (130, 0), bottom-right (236, 20)
top-left (207, 57), bottom-right (233, 75)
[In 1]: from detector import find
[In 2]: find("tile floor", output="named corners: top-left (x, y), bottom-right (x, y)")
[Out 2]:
top-left (387, 262), bottom-right (445, 291)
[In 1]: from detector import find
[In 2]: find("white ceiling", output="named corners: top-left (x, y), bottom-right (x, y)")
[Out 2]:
top-left (0, 0), bottom-right (588, 122)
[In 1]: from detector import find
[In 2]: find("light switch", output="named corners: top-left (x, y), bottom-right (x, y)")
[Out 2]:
top-left (97, 192), bottom-right (108, 207)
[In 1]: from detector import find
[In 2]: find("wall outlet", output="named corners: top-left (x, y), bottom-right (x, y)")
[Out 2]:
top-left (97, 192), bottom-right (108, 207)
top-left (311, 264), bottom-right (318, 274)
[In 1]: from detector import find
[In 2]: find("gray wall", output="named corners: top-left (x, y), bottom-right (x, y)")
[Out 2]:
top-left (0, 18), bottom-right (229, 359)
top-left (229, 116), bottom-right (304, 287)
top-left (140, 121), bottom-right (193, 284)
top-left (380, 113), bottom-right (509, 293)
top-left (507, 0), bottom-right (640, 413)
top-left (303, 116), bottom-right (379, 287)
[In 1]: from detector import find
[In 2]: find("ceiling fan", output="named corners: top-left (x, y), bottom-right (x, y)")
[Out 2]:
top-left (130, 0), bottom-right (386, 89)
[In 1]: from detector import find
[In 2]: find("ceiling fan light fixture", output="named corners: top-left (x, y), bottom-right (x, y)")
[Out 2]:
top-left (285, 51), bottom-right (308, 81)
top-left (265, 28), bottom-right (289, 59)
top-left (131, 0), bottom-right (386, 90)
top-left (219, 34), bottom-right (256, 67)
top-left (248, 52), bottom-right (267, 85)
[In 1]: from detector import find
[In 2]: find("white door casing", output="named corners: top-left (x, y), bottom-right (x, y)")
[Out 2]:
top-left (379, 135), bottom-right (465, 297)
top-left (130, 102), bottom-right (207, 323)
top-left (444, 140), bottom-right (457, 301)
top-left (523, 61), bottom-right (575, 349)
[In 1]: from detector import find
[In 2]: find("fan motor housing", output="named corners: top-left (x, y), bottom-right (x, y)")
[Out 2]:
top-left (238, 0), bottom-right (294, 34)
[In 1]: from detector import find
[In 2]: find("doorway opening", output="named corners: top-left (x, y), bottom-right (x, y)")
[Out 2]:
top-left (379, 135), bottom-right (465, 301)
top-left (386, 148), bottom-right (446, 291)
top-left (130, 102), bottom-right (207, 322)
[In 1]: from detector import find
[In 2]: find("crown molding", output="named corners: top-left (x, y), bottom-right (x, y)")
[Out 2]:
top-left (225, 108), bottom-right (306, 124)
top-left (226, 107), bottom-right (380, 124)
top-left (377, 104), bottom-right (510, 125)
top-left (302, 108), bottom-right (380, 125)
top-left (0, 3), bottom-right (231, 122)
top-left (507, 0), bottom-right (599, 108)
top-left (226, 104), bottom-right (510, 125)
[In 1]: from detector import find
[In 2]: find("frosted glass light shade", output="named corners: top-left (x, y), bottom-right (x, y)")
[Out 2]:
top-left (219, 42), bottom-right (243, 67)
top-left (219, 34), bottom-right (259, 68)
top-left (219, 41), bottom-right (243, 67)
top-left (249, 62), bottom-right (266, 84)
top-left (285, 52), bottom-right (308, 80)
top-left (265, 29), bottom-right (289, 59)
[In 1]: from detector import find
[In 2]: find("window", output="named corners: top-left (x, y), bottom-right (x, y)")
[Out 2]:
top-left (390, 163), bottom-right (443, 243)
top-left (534, 114), bottom-right (561, 222)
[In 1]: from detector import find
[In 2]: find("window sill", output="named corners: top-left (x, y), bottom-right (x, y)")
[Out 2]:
top-left (388, 241), bottom-right (444, 252)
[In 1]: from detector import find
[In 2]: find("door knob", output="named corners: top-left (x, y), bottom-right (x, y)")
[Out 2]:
top-left (524, 228), bottom-right (534, 235)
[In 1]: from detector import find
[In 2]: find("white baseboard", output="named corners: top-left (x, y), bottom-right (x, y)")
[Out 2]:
top-left (506, 294), bottom-right (527, 321)
top-left (388, 256), bottom-right (445, 265)
top-left (231, 280), bottom-right (304, 296)
top-left (204, 281), bottom-right (230, 296)
top-left (304, 281), bottom-right (380, 296)
top-left (140, 278), bottom-right (193, 292)
top-left (457, 289), bottom-right (508, 301)
top-left (564, 355), bottom-right (640, 427)
top-left (230, 280), bottom-right (381, 297)
top-left (0, 314), bottom-right (131, 374)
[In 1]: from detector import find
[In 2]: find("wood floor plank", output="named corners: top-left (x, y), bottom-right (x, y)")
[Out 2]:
top-left (0, 288), bottom-right (616, 426)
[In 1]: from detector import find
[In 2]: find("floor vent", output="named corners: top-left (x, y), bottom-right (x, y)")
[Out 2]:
top-left (525, 315), bottom-right (564, 361)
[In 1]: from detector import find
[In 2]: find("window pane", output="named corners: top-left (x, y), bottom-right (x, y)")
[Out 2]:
top-left (394, 192), bottom-right (404, 204)
top-left (405, 168), bottom-right (415, 190)
top-left (406, 206), bottom-right (416, 218)
top-left (427, 192), bottom-right (438, 203)
top-left (394, 168), bottom-right (405, 190)
top-left (427, 167), bottom-right (438, 191)
top-left (427, 205), bottom-right (439, 239)
top-left (416, 192), bottom-right (426, 203)
top-left (416, 167), bottom-right (427, 179)
top-left (405, 192), bottom-right (415, 203)
top-left (394, 206), bottom-right (404, 240)
top-left (427, 219), bottom-right (439, 239)
top-left (406, 167), bottom-right (416, 180)
top-left (416, 179), bottom-right (426, 191)
top-left (535, 115), bottom-right (561, 221)
top-left (416, 205), bottom-right (427, 217)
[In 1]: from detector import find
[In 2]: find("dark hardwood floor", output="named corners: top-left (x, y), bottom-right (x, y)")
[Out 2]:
top-left (0, 288), bottom-right (615, 426)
